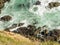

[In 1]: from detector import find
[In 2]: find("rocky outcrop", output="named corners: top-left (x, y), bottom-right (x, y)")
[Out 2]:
top-left (48, 2), bottom-right (60, 9)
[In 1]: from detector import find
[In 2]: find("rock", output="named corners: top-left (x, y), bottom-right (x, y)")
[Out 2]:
top-left (18, 23), bottom-right (24, 26)
top-left (9, 24), bottom-right (17, 29)
top-left (0, 15), bottom-right (12, 21)
top-left (27, 25), bottom-right (36, 31)
top-left (34, 1), bottom-right (41, 5)
top-left (13, 27), bottom-right (28, 35)
top-left (34, 27), bottom-right (41, 36)
top-left (12, 25), bottom-right (36, 36)
top-left (0, 1), bottom-right (4, 9)
top-left (48, 2), bottom-right (60, 9)
top-left (48, 29), bottom-right (60, 37)
top-left (8, 23), bottom-right (24, 29)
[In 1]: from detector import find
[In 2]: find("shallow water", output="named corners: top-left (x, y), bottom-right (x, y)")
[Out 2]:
top-left (0, 0), bottom-right (60, 30)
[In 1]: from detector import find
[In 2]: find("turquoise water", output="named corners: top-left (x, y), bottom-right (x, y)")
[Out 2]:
top-left (0, 0), bottom-right (60, 30)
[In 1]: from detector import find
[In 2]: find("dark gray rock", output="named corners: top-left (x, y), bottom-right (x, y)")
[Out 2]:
top-left (18, 23), bottom-right (24, 26)
top-left (0, 15), bottom-right (12, 21)
top-left (34, 1), bottom-right (41, 5)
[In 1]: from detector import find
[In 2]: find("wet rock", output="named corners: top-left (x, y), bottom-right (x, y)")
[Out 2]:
top-left (48, 2), bottom-right (60, 9)
top-left (27, 25), bottom-right (36, 31)
top-left (9, 24), bottom-right (17, 29)
top-left (8, 23), bottom-right (24, 29)
top-left (13, 27), bottom-right (28, 35)
top-left (12, 25), bottom-right (36, 36)
top-left (27, 25), bottom-right (36, 36)
top-left (0, 15), bottom-right (12, 21)
top-left (18, 23), bottom-right (24, 26)
top-left (34, 1), bottom-right (41, 5)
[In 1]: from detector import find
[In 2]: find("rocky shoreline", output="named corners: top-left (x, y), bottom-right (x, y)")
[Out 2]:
top-left (4, 23), bottom-right (60, 43)
top-left (0, 0), bottom-right (60, 43)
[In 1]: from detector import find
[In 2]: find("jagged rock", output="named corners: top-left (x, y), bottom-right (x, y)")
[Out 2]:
top-left (0, 15), bottom-right (12, 21)
top-left (48, 2), bottom-right (60, 9)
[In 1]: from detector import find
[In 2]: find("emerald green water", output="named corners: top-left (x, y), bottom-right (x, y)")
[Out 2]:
top-left (0, 0), bottom-right (60, 30)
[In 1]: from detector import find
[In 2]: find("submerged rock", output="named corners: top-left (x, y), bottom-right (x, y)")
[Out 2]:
top-left (48, 2), bottom-right (60, 9)
top-left (34, 1), bottom-right (41, 5)
top-left (0, 15), bottom-right (12, 21)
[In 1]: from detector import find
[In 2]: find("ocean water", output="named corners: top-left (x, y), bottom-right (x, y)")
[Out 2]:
top-left (0, 0), bottom-right (60, 30)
